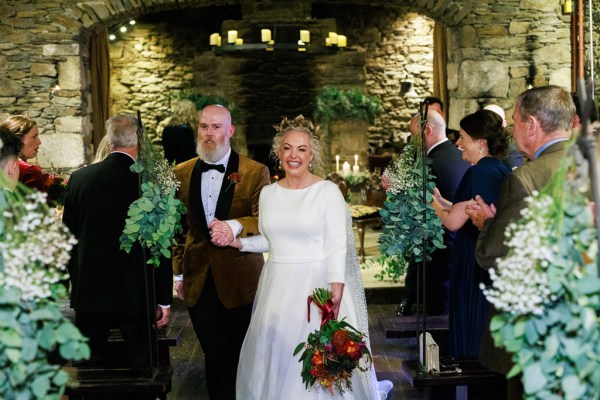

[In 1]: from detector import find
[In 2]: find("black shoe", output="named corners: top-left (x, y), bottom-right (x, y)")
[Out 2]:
top-left (397, 299), bottom-right (414, 316)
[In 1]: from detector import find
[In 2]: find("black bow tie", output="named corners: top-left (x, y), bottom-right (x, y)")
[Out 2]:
top-left (200, 161), bottom-right (225, 173)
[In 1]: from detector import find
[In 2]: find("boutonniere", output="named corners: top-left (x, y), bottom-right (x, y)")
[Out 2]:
top-left (226, 172), bottom-right (241, 191)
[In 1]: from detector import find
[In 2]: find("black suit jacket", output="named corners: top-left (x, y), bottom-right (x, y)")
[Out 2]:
top-left (63, 152), bottom-right (172, 315)
top-left (428, 139), bottom-right (471, 204)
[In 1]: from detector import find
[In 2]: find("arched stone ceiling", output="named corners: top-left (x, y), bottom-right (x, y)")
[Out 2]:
top-left (75, 0), bottom-right (472, 29)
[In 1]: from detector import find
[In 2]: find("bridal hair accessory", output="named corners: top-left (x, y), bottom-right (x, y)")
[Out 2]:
top-left (294, 288), bottom-right (372, 396)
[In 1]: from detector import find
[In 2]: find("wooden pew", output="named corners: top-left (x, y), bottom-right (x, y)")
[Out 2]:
top-left (64, 314), bottom-right (184, 399)
top-left (402, 359), bottom-right (506, 400)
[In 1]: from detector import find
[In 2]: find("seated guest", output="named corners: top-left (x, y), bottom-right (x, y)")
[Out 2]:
top-left (0, 115), bottom-right (45, 191)
top-left (162, 99), bottom-right (198, 165)
top-left (432, 110), bottom-right (511, 359)
top-left (0, 126), bottom-right (23, 190)
top-left (63, 114), bottom-right (173, 368)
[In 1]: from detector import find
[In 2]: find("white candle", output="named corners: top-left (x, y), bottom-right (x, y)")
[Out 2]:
top-left (328, 32), bottom-right (338, 45)
top-left (235, 38), bottom-right (243, 45)
top-left (227, 30), bottom-right (237, 43)
top-left (342, 161), bottom-right (351, 176)
top-left (353, 165), bottom-right (359, 174)
top-left (354, 154), bottom-right (358, 166)
top-left (337, 35), bottom-right (347, 48)
top-left (261, 29), bottom-right (271, 42)
top-left (335, 155), bottom-right (340, 172)
top-left (325, 37), bottom-right (331, 46)
top-left (300, 30), bottom-right (310, 43)
top-left (209, 33), bottom-right (219, 46)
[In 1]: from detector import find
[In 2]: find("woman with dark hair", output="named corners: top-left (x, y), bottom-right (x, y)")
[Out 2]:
top-left (0, 115), bottom-right (45, 191)
top-left (432, 109), bottom-right (511, 359)
top-left (161, 99), bottom-right (198, 165)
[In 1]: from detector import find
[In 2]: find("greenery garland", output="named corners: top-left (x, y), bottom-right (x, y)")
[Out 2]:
top-left (312, 86), bottom-right (382, 125)
top-left (0, 172), bottom-right (90, 398)
top-left (377, 140), bottom-right (446, 276)
top-left (482, 143), bottom-right (600, 399)
top-left (119, 117), bottom-right (187, 266)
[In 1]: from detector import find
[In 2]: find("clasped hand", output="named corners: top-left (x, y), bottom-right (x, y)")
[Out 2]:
top-left (208, 218), bottom-right (235, 247)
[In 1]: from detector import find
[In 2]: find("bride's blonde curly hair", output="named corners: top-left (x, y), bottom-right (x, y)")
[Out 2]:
top-left (271, 115), bottom-right (322, 169)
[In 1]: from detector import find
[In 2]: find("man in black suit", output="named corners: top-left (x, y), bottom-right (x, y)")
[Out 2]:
top-left (63, 114), bottom-right (172, 368)
top-left (399, 109), bottom-right (470, 315)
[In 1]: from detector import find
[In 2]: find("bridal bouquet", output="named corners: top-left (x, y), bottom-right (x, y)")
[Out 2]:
top-left (293, 288), bottom-right (372, 396)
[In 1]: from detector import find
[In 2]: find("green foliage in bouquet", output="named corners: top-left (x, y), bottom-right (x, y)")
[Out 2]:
top-left (482, 143), bottom-right (600, 399)
top-left (0, 174), bottom-right (90, 398)
top-left (312, 86), bottom-right (382, 125)
top-left (119, 117), bottom-right (187, 266)
top-left (378, 141), bottom-right (445, 271)
top-left (293, 288), bottom-right (372, 396)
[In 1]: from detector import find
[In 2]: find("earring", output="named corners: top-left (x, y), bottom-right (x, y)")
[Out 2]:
top-left (479, 148), bottom-right (482, 155)
top-left (309, 162), bottom-right (313, 169)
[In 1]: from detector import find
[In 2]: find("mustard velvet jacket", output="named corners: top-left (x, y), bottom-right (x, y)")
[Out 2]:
top-left (173, 151), bottom-right (270, 308)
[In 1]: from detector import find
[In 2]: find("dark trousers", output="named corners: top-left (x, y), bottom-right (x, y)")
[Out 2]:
top-left (188, 271), bottom-right (252, 400)
top-left (75, 311), bottom-right (151, 368)
top-left (404, 245), bottom-right (452, 315)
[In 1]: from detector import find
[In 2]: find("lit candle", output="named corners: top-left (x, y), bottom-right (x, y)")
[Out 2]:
top-left (328, 32), bottom-right (338, 45)
top-left (235, 38), bottom-right (243, 45)
top-left (335, 155), bottom-right (340, 172)
top-left (353, 164), bottom-right (359, 174)
top-left (325, 37), bottom-right (331, 46)
top-left (342, 161), bottom-right (351, 176)
top-left (337, 35), bottom-right (347, 48)
top-left (261, 29), bottom-right (271, 43)
top-left (354, 154), bottom-right (358, 166)
top-left (209, 33), bottom-right (219, 46)
top-left (300, 30), bottom-right (310, 43)
top-left (217, 36), bottom-right (222, 46)
top-left (227, 30), bottom-right (237, 43)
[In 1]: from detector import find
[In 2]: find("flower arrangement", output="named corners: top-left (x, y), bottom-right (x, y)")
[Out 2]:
top-left (293, 288), bottom-right (372, 396)
top-left (312, 86), bottom-right (382, 125)
top-left (0, 163), bottom-right (90, 398)
top-left (378, 140), bottom-right (445, 273)
top-left (362, 254), bottom-right (408, 282)
top-left (119, 116), bottom-right (187, 266)
top-left (481, 145), bottom-right (600, 399)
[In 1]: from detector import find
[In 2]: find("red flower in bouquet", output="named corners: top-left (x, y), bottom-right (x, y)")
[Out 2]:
top-left (294, 288), bottom-right (372, 397)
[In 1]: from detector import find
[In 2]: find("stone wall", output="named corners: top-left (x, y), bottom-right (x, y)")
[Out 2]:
top-left (0, 0), bottom-right (592, 171)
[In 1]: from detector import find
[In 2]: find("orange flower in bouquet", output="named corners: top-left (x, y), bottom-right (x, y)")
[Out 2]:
top-left (293, 288), bottom-right (372, 396)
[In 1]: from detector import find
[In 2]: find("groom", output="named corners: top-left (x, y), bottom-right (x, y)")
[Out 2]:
top-left (173, 104), bottom-right (270, 399)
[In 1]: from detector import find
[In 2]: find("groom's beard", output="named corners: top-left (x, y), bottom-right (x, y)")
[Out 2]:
top-left (196, 139), bottom-right (229, 163)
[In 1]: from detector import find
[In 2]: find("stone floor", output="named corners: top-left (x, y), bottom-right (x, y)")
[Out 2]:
top-left (167, 225), bottom-right (433, 399)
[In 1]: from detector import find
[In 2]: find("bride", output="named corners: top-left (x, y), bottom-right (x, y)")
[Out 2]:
top-left (216, 115), bottom-right (391, 399)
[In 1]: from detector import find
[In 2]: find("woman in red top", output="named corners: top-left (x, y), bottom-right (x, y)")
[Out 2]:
top-left (0, 115), bottom-right (45, 191)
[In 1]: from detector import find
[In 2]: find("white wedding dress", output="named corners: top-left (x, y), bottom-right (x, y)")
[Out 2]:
top-left (237, 180), bottom-right (380, 400)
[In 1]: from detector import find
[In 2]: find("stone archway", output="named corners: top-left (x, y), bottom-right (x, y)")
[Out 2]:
top-left (0, 0), bottom-right (572, 170)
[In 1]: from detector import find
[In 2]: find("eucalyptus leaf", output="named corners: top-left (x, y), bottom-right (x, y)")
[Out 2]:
top-left (523, 363), bottom-right (547, 394)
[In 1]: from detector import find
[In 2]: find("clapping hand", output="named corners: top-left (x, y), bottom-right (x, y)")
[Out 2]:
top-left (464, 195), bottom-right (496, 229)
top-left (209, 218), bottom-right (235, 247)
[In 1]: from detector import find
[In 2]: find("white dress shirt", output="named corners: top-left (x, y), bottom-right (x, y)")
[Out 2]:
top-left (174, 149), bottom-right (242, 282)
